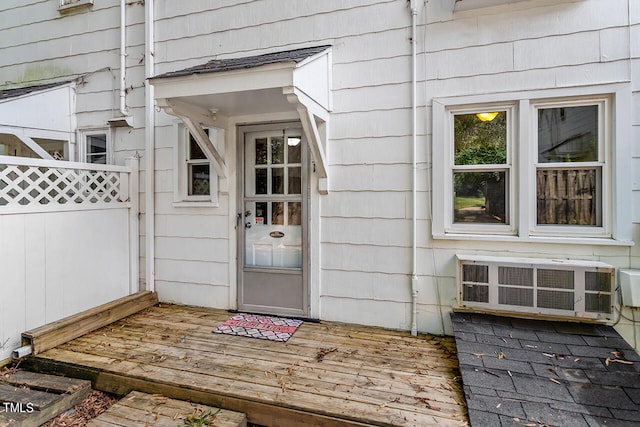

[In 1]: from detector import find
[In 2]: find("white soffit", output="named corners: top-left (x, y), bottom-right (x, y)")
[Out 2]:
top-left (0, 82), bottom-right (75, 133)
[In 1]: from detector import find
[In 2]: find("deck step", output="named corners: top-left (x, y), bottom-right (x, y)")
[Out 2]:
top-left (0, 370), bottom-right (91, 427)
top-left (87, 391), bottom-right (247, 427)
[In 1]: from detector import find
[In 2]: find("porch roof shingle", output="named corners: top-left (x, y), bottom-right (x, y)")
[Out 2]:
top-left (152, 45), bottom-right (331, 80)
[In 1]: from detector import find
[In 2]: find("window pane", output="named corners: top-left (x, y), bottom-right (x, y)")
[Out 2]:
top-left (288, 202), bottom-right (301, 225)
top-left (454, 171), bottom-right (507, 223)
top-left (272, 202), bottom-right (284, 225)
top-left (255, 138), bottom-right (267, 165)
top-left (288, 137), bottom-right (302, 163)
top-left (189, 133), bottom-right (207, 160)
top-left (454, 112), bottom-right (507, 165)
top-left (288, 167), bottom-right (301, 194)
top-left (87, 134), bottom-right (106, 154)
top-left (536, 168), bottom-right (601, 226)
top-left (87, 154), bottom-right (106, 164)
top-left (189, 164), bottom-right (210, 195)
top-left (271, 137), bottom-right (284, 164)
top-left (255, 169), bottom-right (267, 195)
top-left (272, 168), bottom-right (284, 194)
top-left (538, 105), bottom-right (598, 163)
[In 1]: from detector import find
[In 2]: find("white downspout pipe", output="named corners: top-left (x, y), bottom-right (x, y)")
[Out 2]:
top-left (119, 0), bottom-right (128, 116)
top-left (410, 0), bottom-right (419, 336)
top-left (145, 0), bottom-right (155, 292)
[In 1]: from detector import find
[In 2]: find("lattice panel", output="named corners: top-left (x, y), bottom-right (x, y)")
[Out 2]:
top-left (0, 164), bottom-right (125, 206)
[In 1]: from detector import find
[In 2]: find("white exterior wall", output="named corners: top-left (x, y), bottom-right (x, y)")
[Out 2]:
top-left (150, 0), bottom-right (640, 347)
top-left (1, 0), bottom-right (639, 351)
top-left (423, 0), bottom-right (640, 345)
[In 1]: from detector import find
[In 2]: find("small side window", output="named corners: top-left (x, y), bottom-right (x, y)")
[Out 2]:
top-left (81, 131), bottom-right (110, 164)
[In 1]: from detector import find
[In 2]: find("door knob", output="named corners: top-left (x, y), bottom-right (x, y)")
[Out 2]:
top-left (245, 221), bottom-right (252, 229)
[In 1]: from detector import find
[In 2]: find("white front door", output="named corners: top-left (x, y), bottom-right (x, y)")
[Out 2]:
top-left (238, 126), bottom-right (308, 316)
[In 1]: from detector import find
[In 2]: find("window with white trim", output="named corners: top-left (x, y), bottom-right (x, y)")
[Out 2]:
top-left (174, 124), bottom-right (219, 206)
top-left (80, 130), bottom-right (110, 164)
top-left (432, 87), bottom-right (629, 243)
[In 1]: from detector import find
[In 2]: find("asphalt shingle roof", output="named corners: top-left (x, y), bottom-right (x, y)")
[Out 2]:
top-left (451, 312), bottom-right (640, 427)
top-left (152, 45), bottom-right (331, 80)
top-left (0, 81), bottom-right (73, 100)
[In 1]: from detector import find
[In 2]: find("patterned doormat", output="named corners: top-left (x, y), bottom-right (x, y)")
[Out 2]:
top-left (213, 313), bottom-right (303, 342)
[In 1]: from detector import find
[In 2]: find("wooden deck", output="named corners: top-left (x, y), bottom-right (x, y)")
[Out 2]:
top-left (88, 391), bottom-right (246, 427)
top-left (24, 304), bottom-right (469, 427)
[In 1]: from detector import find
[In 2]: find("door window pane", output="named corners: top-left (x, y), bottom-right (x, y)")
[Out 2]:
top-left (255, 169), bottom-right (267, 195)
top-left (454, 171), bottom-right (507, 223)
top-left (255, 201), bottom-right (267, 225)
top-left (288, 202), bottom-right (302, 225)
top-left (272, 168), bottom-right (284, 194)
top-left (287, 137), bottom-right (302, 163)
top-left (272, 202), bottom-right (284, 225)
top-left (271, 137), bottom-right (284, 164)
top-left (454, 112), bottom-right (507, 165)
top-left (288, 167), bottom-right (301, 194)
top-left (538, 106), bottom-right (598, 163)
top-left (255, 138), bottom-right (267, 165)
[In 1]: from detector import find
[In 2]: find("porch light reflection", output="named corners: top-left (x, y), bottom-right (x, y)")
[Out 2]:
top-left (476, 112), bottom-right (499, 122)
top-left (287, 137), bottom-right (301, 146)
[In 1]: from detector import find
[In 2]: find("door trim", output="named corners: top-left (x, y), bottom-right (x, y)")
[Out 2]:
top-left (236, 122), bottom-right (310, 317)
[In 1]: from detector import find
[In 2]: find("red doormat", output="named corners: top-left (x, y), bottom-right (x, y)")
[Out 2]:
top-left (213, 313), bottom-right (303, 342)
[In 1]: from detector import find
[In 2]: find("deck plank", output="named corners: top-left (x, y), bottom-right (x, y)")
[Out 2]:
top-left (27, 305), bottom-right (469, 427)
top-left (87, 391), bottom-right (247, 427)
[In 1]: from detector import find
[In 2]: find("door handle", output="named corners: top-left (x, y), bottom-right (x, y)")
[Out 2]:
top-left (245, 221), bottom-right (252, 229)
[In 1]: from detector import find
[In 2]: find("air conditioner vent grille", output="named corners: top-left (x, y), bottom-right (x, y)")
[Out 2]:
top-left (458, 256), bottom-right (614, 320)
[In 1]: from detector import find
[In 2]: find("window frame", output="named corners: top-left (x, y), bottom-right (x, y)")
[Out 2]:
top-left (432, 84), bottom-right (632, 245)
top-left (447, 104), bottom-right (517, 236)
top-left (173, 122), bottom-right (219, 207)
top-left (529, 98), bottom-right (610, 238)
top-left (79, 129), bottom-right (111, 165)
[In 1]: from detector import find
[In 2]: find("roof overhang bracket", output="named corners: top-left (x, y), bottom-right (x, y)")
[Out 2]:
top-left (284, 87), bottom-right (329, 194)
top-left (156, 98), bottom-right (228, 189)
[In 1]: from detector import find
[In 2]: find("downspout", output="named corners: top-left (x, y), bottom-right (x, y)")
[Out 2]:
top-left (410, 0), bottom-right (419, 336)
top-left (119, 0), bottom-right (128, 116)
top-left (145, 0), bottom-right (155, 291)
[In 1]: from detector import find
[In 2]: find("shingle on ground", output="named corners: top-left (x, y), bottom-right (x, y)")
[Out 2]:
top-left (452, 312), bottom-right (640, 427)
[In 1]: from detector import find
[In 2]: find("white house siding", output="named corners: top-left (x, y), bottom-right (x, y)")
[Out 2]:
top-left (424, 0), bottom-right (640, 344)
top-left (151, 0), bottom-right (425, 325)
top-left (149, 0), bottom-right (640, 346)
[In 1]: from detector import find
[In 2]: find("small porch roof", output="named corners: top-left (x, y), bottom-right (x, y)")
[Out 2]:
top-left (150, 46), bottom-right (332, 193)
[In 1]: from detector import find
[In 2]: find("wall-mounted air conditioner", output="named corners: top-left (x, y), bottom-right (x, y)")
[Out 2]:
top-left (457, 255), bottom-right (614, 321)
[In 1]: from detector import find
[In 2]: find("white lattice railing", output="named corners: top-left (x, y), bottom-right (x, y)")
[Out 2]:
top-left (0, 155), bottom-right (136, 212)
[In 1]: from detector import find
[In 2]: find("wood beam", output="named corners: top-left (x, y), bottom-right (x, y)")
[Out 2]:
top-left (180, 116), bottom-right (228, 179)
top-left (22, 291), bottom-right (158, 355)
top-left (285, 88), bottom-right (329, 194)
